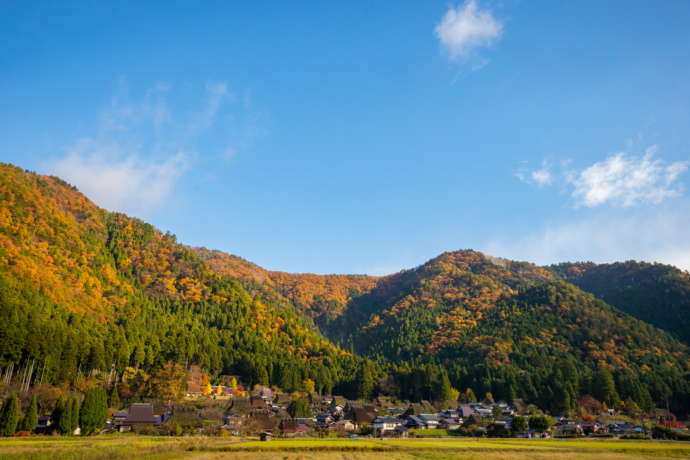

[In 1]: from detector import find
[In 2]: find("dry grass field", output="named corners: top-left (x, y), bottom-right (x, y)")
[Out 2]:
top-left (1, 436), bottom-right (689, 459)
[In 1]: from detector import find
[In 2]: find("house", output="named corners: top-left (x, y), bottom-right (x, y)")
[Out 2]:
top-left (440, 417), bottom-right (462, 430)
top-left (475, 408), bottom-right (493, 417)
top-left (388, 407), bottom-right (405, 416)
top-left (116, 403), bottom-right (161, 432)
top-left (315, 414), bottom-right (334, 426)
top-left (258, 386), bottom-right (274, 400)
top-left (395, 425), bottom-right (409, 437)
top-left (330, 405), bottom-right (345, 418)
top-left (555, 423), bottom-right (584, 437)
top-left (350, 406), bottom-right (376, 426)
top-left (250, 395), bottom-right (269, 409)
top-left (516, 429), bottom-right (551, 439)
top-left (458, 404), bottom-right (476, 418)
top-left (654, 409), bottom-right (677, 423)
top-left (407, 414), bottom-right (439, 430)
top-left (581, 422), bottom-right (601, 435)
top-left (280, 419), bottom-right (310, 437)
top-left (373, 416), bottom-right (403, 437)
top-left (222, 414), bottom-right (244, 434)
top-left (295, 417), bottom-right (314, 426)
top-left (330, 419), bottom-right (356, 433)
top-left (111, 410), bottom-right (128, 424)
top-left (249, 413), bottom-right (276, 432)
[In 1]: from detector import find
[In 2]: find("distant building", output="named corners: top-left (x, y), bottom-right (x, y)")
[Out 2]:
top-left (373, 416), bottom-right (403, 437)
top-left (114, 403), bottom-right (161, 432)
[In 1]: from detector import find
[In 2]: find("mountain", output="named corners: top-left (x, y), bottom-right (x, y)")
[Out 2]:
top-left (551, 261), bottom-right (690, 344)
top-left (194, 247), bottom-right (377, 328)
top-left (1, 162), bottom-right (689, 415)
top-left (0, 163), bottom-right (362, 393)
top-left (332, 251), bottom-right (690, 414)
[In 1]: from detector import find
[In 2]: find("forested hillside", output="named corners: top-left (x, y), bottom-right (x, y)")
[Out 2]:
top-left (194, 247), bottom-right (377, 327)
top-left (0, 163), bottom-right (363, 394)
top-left (1, 163), bottom-right (690, 416)
top-left (552, 261), bottom-right (690, 344)
top-left (334, 251), bottom-right (690, 415)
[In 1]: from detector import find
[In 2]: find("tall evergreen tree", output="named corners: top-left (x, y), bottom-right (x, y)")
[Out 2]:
top-left (434, 370), bottom-right (454, 401)
top-left (287, 398), bottom-right (311, 418)
top-left (19, 396), bottom-right (38, 433)
top-left (109, 385), bottom-right (121, 409)
top-left (51, 399), bottom-right (64, 434)
top-left (592, 366), bottom-right (619, 406)
top-left (0, 394), bottom-right (20, 436)
top-left (80, 387), bottom-right (108, 435)
top-left (58, 398), bottom-right (73, 435)
top-left (356, 362), bottom-right (375, 400)
top-left (70, 399), bottom-right (80, 432)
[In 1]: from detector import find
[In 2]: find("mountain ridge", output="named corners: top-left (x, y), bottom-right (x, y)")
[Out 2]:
top-left (1, 162), bottom-right (690, 415)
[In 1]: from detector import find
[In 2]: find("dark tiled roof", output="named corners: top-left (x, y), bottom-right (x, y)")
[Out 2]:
top-left (126, 403), bottom-right (157, 423)
top-left (351, 407), bottom-right (376, 423)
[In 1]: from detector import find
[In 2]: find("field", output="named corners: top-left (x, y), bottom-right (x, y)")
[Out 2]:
top-left (1, 436), bottom-right (690, 459)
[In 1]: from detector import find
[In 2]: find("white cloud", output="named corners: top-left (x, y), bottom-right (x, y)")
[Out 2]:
top-left (518, 146), bottom-right (688, 207)
top-left (53, 138), bottom-right (187, 215)
top-left (531, 167), bottom-right (552, 186)
top-left (484, 209), bottom-right (690, 272)
top-left (516, 161), bottom-right (553, 187)
top-left (434, 0), bottom-right (502, 60)
top-left (48, 81), bottom-right (240, 216)
top-left (570, 146), bottom-right (688, 207)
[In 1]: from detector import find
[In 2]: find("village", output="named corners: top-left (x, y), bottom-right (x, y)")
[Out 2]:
top-left (29, 365), bottom-right (683, 441)
top-left (88, 388), bottom-right (686, 441)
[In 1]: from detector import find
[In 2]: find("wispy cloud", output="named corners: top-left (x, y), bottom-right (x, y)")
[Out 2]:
top-left (48, 80), bottom-right (240, 217)
top-left (484, 208), bottom-right (690, 272)
top-left (517, 160), bottom-right (553, 187)
top-left (571, 146), bottom-right (687, 207)
top-left (434, 0), bottom-right (502, 61)
top-left (188, 82), bottom-right (231, 135)
top-left (518, 146), bottom-right (688, 207)
top-left (53, 140), bottom-right (187, 215)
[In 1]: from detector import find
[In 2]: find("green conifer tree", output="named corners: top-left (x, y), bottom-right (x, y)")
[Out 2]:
top-left (80, 387), bottom-right (108, 435)
top-left (19, 395), bottom-right (38, 433)
top-left (356, 363), bottom-right (375, 400)
top-left (109, 385), bottom-right (121, 409)
top-left (58, 398), bottom-right (73, 435)
top-left (51, 399), bottom-right (64, 434)
top-left (0, 394), bottom-right (21, 436)
top-left (70, 398), bottom-right (80, 432)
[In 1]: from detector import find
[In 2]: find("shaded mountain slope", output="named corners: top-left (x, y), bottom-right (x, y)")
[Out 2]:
top-left (552, 261), bottom-right (690, 344)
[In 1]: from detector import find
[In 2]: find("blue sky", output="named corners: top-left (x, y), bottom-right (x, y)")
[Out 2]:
top-left (2, 0), bottom-right (690, 274)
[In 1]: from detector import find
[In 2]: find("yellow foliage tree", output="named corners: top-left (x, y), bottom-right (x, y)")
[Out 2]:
top-left (302, 378), bottom-right (315, 393)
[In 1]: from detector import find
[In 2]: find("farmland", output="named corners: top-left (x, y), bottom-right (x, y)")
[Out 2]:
top-left (1, 436), bottom-right (690, 459)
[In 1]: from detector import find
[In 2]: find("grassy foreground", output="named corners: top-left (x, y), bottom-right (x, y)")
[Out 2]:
top-left (1, 436), bottom-right (689, 459)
